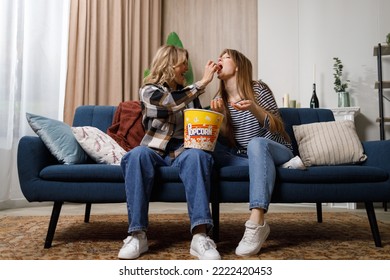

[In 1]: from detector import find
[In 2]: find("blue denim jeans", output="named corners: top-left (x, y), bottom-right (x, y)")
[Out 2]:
top-left (121, 145), bottom-right (214, 234)
top-left (213, 137), bottom-right (293, 212)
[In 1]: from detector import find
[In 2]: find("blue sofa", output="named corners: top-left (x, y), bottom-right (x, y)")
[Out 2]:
top-left (17, 106), bottom-right (390, 249)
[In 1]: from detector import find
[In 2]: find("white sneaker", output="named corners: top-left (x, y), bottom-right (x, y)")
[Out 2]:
top-left (235, 220), bottom-right (270, 256)
top-left (281, 156), bottom-right (306, 170)
top-left (190, 233), bottom-right (221, 260)
top-left (118, 231), bottom-right (148, 259)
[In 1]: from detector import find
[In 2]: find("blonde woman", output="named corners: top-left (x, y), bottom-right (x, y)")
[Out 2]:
top-left (118, 45), bottom-right (221, 260)
top-left (211, 49), bottom-right (295, 256)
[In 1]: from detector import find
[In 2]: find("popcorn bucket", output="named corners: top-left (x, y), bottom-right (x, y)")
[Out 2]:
top-left (184, 109), bottom-right (224, 152)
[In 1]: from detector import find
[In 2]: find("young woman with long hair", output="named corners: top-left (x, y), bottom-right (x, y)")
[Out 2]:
top-left (211, 49), bottom-right (295, 256)
top-left (119, 45), bottom-right (221, 260)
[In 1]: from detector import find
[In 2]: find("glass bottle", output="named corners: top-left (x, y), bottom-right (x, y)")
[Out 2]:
top-left (310, 83), bottom-right (319, 108)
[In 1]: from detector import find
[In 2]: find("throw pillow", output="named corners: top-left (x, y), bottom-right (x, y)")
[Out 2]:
top-left (293, 120), bottom-right (367, 167)
top-left (72, 126), bottom-right (126, 165)
top-left (26, 113), bottom-right (88, 164)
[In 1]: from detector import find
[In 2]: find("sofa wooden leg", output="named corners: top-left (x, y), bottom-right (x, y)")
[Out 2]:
top-left (316, 203), bottom-right (323, 223)
top-left (44, 201), bottom-right (63, 249)
top-left (84, 203), bottom-right (91, 223)
top-left (365, 202), bottom-right (382, 247)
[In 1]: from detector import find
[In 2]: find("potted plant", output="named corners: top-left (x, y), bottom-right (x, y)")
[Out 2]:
top-left (333, 57), bottom-right (350, 107)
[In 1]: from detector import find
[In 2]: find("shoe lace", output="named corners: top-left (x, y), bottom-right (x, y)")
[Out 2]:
top-left (198, 236), bottom-right (217, 252)
top-left (123, 233), bottom-right (142, 248)
top-left (123, 236), bottom-right (135, 246)
top-left (242, 226), bottom-right (257, 243)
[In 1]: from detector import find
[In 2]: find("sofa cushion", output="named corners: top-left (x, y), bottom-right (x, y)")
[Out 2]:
top-left (39, 164), bottom-right (183, 183)
top-left (39, 164), bottom-right (124, 182)
top-left (293, 120), bottom-right (367, 166)
top-left (218, 165), bottom-right (388, 184)
top-left (277, 165), bottom-right (388, 183)
top-left (72, 126), bottom-right (126, 165)
top-left (72, 105), bottom-right (117, 132)
top-left (26, 113), bottom-right (88, 164)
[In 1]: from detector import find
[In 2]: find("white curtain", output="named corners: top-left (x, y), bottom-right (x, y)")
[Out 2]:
top-left (0, 0), bottom-right (70, 209)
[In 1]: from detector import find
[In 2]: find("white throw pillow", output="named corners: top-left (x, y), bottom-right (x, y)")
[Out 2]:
top-left (72, 126), bottom-right (126, 165)
top-left (293, 120), bottom-right (367, 167)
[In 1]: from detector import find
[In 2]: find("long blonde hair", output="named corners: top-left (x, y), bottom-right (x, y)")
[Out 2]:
top-left (144, 45), bottom-right (188, 86)
top-left (215, 49), bottom-right (290, 146)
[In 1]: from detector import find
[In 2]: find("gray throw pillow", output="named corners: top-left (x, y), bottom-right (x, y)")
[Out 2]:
top-left (26, 113), bottom-right (88, 164)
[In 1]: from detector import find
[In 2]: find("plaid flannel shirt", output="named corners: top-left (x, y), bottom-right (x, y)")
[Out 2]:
top-left (139, 82), bottom-right (204, 158)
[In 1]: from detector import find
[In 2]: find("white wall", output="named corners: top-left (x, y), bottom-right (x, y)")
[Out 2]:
top-left (259, 0), bottom-right (390, 141)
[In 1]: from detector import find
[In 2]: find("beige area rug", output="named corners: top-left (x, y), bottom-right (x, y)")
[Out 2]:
top-left (0, 212), bottom-right (389, 260)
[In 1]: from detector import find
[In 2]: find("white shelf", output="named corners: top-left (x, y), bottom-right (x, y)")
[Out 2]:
top-left (373, 45), bottom-right (390, 56)
top-left (331, 107), bottom-right (360, 121)
top-left (374, 81), bottom-right (390, 89)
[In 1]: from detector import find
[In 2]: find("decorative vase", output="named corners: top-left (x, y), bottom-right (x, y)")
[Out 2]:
top-left (338, 92), bottom-right (350, 107)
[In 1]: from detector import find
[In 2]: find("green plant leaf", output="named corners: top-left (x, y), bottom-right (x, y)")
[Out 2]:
top-left (166, 32), bottom-right (194, 85)
top-left (166, 32), bottom-right (184, 48)
top-left (333, 57), bottom-right (349, 93)
top-left (143, 69), bottom-right (150, 78)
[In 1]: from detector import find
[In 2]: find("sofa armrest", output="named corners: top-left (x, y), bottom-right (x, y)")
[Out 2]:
top-left (362, 140), bottom-right (390, 172)
top-left (17, 136), bottom-right (58, 200)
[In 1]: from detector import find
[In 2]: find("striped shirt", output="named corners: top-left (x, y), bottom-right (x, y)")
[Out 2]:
top-left (229, 80), bottom-right (292, 151)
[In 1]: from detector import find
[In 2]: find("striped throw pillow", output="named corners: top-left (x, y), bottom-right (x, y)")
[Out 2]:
top-left (293, 120), bottom-right (367, 167)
